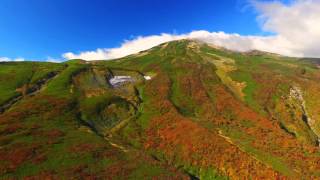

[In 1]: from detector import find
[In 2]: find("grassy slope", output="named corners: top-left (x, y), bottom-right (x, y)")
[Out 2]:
top-left (110, 40), bottom-right (320, 178)
top-left (0, 62), bottom-right (65, 105)
top-left (0, 60), bottom-right (187, 179)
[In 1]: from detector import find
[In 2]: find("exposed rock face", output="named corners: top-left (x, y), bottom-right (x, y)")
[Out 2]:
top-left (290, 86), bottom-right (320, 144)
top-left (276, 86), bottom-right (319, 146)
top-left (289, 86), bottom-right (306, 106)
top-left (290, 87), bottom-right (313, 128)
top-left (72, 67), bottom-right (143, 137)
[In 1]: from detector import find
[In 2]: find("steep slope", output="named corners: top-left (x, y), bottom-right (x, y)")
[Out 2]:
top-left (0, 62), bottom-right (65, 113)
top-left (0, 60), bottom-right (187, 179)
top-left (102, 40), bottom-right (320, 178)
top-left (1, 40), bottom-right (320, 179)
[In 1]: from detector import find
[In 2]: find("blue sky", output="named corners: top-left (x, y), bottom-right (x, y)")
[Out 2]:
top-left (0, 0), bottom-right (264, 60)
top-left (1, 0), bottom-right (319, 60)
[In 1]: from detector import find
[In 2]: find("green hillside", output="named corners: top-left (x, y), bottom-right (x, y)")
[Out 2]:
top-left (2, 40), bottom-right (320, 179)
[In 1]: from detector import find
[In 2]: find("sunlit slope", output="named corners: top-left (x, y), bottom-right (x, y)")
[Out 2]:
top-left (2, 40), bottom-right (320, 179)
top-left (0, 60), bottom-right (187, 179)
top-left (0, 62), bottom-right (65, 110)
top-left (103, 40), bottom-right (320, 178)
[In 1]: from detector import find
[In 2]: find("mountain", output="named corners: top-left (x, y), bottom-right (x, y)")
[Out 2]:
top-left (1, 40), bottom-right (320, 179)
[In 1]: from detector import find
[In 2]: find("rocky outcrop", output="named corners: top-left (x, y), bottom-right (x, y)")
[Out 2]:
top-left (290, 86), bottom-right (320, 144)
top-left (275, 86), bottom-right (319, 146)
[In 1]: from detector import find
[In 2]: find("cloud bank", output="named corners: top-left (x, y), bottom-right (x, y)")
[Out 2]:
top-left (63, 0), bottom-right (320, 60)
top-left (0, 57), bottom-right (25, 62)
top-left (255, 0), bottom-right (320, 57)
top-left (0, 56), bottom-right (63, 63)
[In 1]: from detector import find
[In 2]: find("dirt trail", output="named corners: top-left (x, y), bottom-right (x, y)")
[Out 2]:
top-left (107, 140), bottom-right (129, 153)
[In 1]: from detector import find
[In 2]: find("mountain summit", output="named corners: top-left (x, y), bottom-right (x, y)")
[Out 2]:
top-left (1, 40), bottom-right (320, 179)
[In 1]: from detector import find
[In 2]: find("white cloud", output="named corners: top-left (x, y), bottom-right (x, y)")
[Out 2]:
top-left (62, 34), bottom-right (185, 60)
top-left (0, 56), bottom-right (64, 63)
top-left (61, 30), bottom-right (300, 60)
top-left (57, 0), bottom-right (320, 60)
top-left (254, 0), bottom-right (320, 57)
top-left (0, 57), bottom-right (25, 62)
